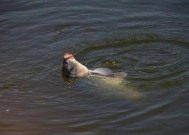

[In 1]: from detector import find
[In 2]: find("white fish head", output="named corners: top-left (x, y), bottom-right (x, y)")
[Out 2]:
top-left (62, 52), bottom-right (89, 79)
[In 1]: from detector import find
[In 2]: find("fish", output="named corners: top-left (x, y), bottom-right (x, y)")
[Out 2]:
top-left (62, 52), bottom-right (143, 100)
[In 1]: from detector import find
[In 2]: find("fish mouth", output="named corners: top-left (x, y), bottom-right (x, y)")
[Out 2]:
top-left (64, 52), bottom-right (74, 60)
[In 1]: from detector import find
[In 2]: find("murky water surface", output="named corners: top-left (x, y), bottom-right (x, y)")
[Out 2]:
top-left (0, 0), bottom-right (189, 135)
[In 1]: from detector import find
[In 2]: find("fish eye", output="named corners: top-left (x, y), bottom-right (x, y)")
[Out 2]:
top-left (66, 63), bottom-right (74, 71)
top-left (69, 66), bottom-right (74, 71)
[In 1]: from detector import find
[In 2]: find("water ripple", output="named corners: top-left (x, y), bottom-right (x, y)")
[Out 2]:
top-left (76, 36), bottom-right (189, 90)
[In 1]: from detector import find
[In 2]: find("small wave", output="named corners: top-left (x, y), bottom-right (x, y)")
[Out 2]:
top-left (75, 36), bottom-right (189, 91)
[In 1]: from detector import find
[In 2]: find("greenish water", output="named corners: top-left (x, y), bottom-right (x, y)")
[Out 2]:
top-left (0, 0), bottom-right (189, 135)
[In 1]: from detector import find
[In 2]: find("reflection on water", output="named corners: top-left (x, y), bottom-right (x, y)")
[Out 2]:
top-left (0, 0), bottom-right (189, 134)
